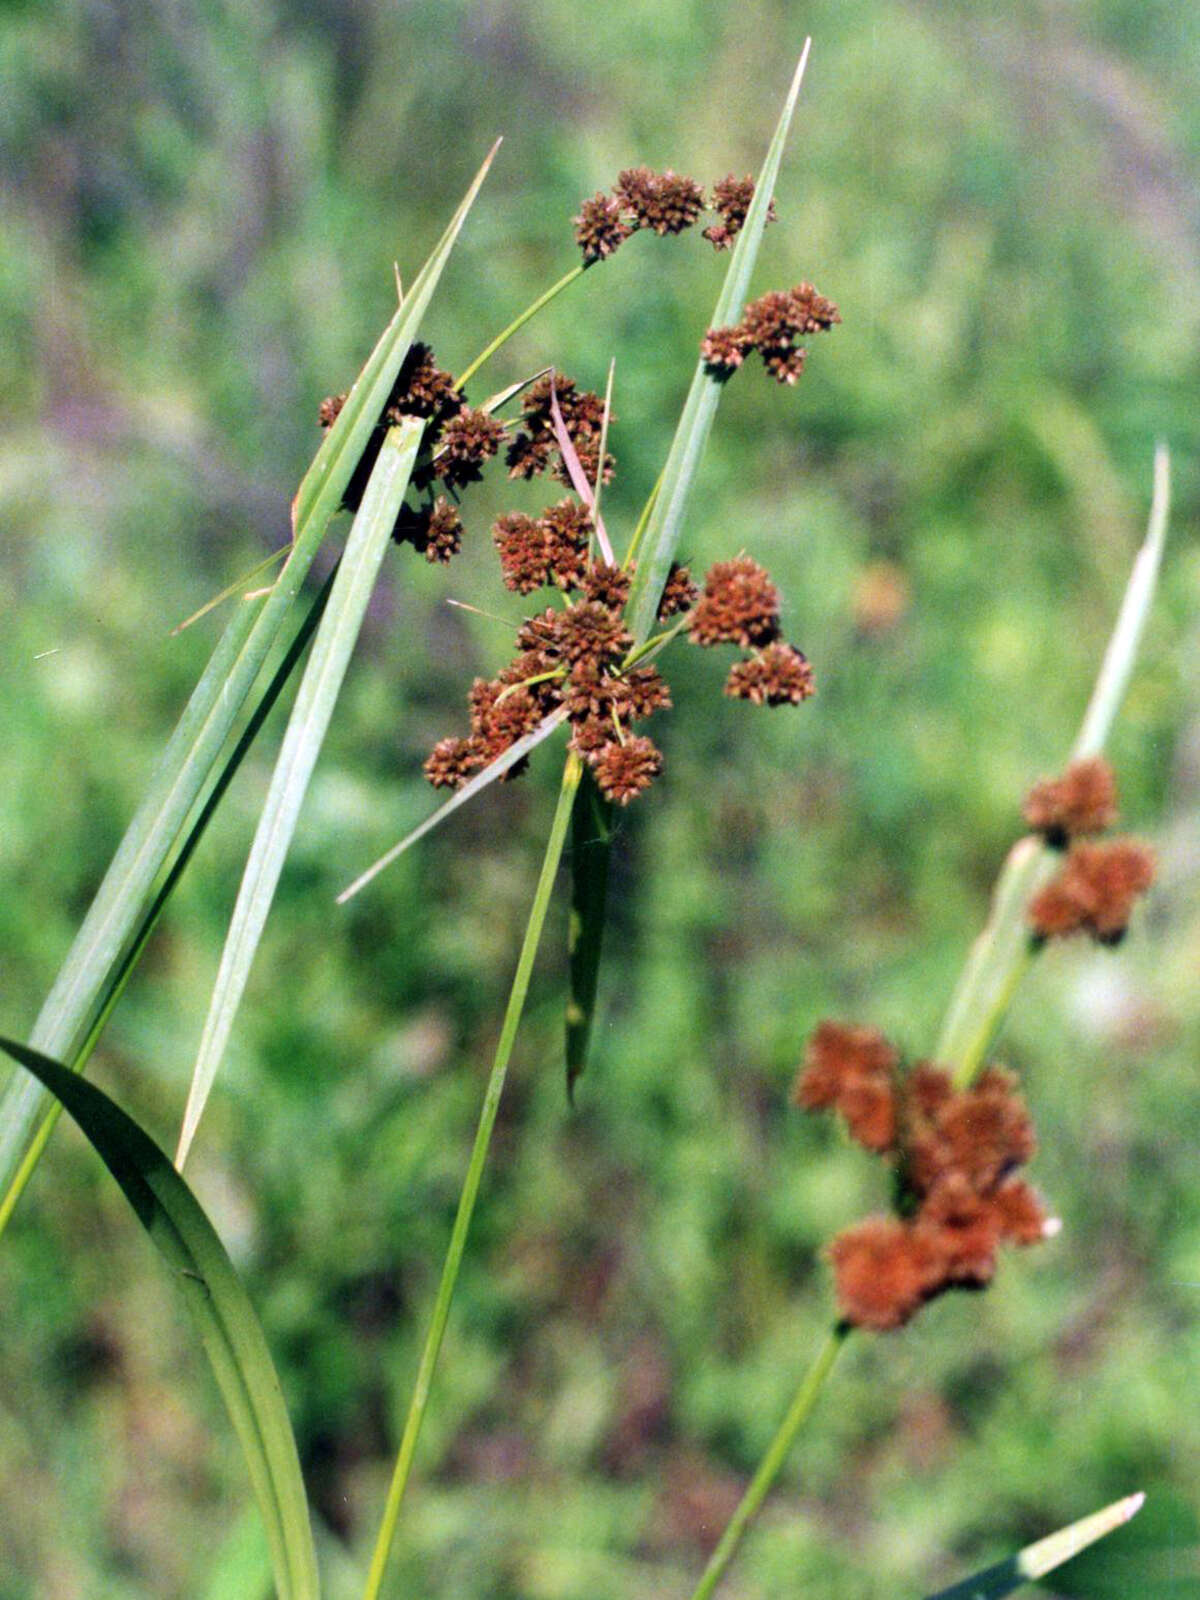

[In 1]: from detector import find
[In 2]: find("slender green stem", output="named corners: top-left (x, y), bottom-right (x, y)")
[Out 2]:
top-left (0, 571), bottom-right (335, 1239)
top-left (454, 265), bottom-right (585, 392)
top-left (363, 753), bottom-right (584, 1600)
top-left (688, 1323), bottom-right (850, 1600)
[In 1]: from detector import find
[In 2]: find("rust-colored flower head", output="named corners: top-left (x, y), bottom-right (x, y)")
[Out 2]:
top-left (541, 499), bottom-right (593, 592)
top-left (618, 664), bottom-right (672, 721)
top-left (386, 342), bottom-right (463, 425)
top-left (614, 167), bottom-right (705, 236)
top-left (393, 496), bottom-right (463, 563)
top-left (318, 393), bottom-right (346, 430)
top-left (506, 372), bottom-right (612, 486)
top-left (556, 600), bottom-right (633, 668)
top-left (493, 512), bottom-right (550, 595)
top-left (574, 192), bottom-right (633, 263)
top-left (436, 407), bottom-right (507, 490)
top-left (1029, 838), bottom-right (1155, 945)
top-left (703, 174), bottom-right (777, 249)
top-left (591, 735), bottom-right (663, 804)
top-left (424, 735), bottom-right (483, 790)
top-left (793, 1020), bottom-right (899, 1153)
top-left (657, 563), bottom-right (699, 620)
top-left (700, 324), bottom-right (751, 377)
top-left (582, 561), bottom-right (632, 612)
top-left (828, 1217), bottom-right (946, 1332)
top-left (1023, 756), bottom-right (1118, 848)
top-left (725, 642), bottom-right (815, 707)
top-left (906, 1065), bottom-right (1035, 1198)
top-left (689, 556), bottom-right (781, 649)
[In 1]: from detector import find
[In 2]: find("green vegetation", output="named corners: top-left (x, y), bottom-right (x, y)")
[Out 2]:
top-left (1, 3), bottom-right (1197, 1596)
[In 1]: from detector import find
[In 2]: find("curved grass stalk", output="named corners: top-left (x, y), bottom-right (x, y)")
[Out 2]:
top-left (362, 753), bottom-right (583, 1600)
top-left (455, 265), bottom-right (585, 392)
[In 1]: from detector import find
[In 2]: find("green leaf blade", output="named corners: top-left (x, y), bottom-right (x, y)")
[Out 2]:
top-left (0, 147), bottom-right (497, 1199)
top-left (625, 40), bottom-right (811, 645)
top-left (177, 420), bottom-right (423, 1166)
top-left (0, 1037), bottom-right (320, 1600)
top-left (566, 773), bottom-right (613, 1100)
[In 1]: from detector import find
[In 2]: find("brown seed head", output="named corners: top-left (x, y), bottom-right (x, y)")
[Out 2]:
top-left (574, 192), bottom-right (633, 263)
top-left (657, 563), bottom-right (699, 620)
top-left (1023, 756), bottom-right (1118, 847)
top-left (1029, 838), bottom-right (1155, 944)
top-left (591, 734), bottom-right (663, 803)
top-left (582, 561), bottom-right (632, 612)
top-left (436, 407), bottom-right (506, 489)
top-left (700, 324), bottom-right (751, 376)
top-left (689, 556), bottom-right (781, 649)
top-left (556, 600), bottom-right (632, 668)
top-left (724, 642), bottom-right (815, 706)
top-left (828, 1217), bottom-right (946, 1332)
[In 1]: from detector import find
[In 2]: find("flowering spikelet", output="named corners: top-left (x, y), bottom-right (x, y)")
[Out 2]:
top-left (591, 735), bottom-right (663, 804)
top-left (700, 325), bottom-right (751, 377)
top-left (1029, 839), bottom-right (1155, 945)
top-left (798, 1022), bottom-right (1050, 1331)
top-left (393, 497), bottom-right (463, 563)
top-left (318, 393), bottom-right (345, 430)
top-left (657, 563), bottom-right (699, 619)
top-left (1023, 757), bottom-right (1118, 847)
top-left (506, 373), bottom-right (613, 486)
top-left (424, 735), bottom-right (482, 790)
top-left (689, 556), bottom-right (781, 649)
top-left (582, 561), bottom-right (631, 611)
top-left (614, 167), bottom-right (705, 235)
top-left (574, 192), bottom-right (633, 263)
top-left (725, 642), bottom-right (815, 706)
top-left (387, 342), bottom-right (463, 425)
top-left (436, 407), bottom-right (507, 489)
top-left (541, 499), bottom-right (593, 591)
top-left (493, 512), bottom-right (550, 594)
top-left (556, 600), bottom-right (632, 668)
top-left (703, 173), bottom-right (777, 249)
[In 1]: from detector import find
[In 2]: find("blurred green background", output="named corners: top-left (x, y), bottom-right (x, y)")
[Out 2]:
top-left (2, 1), bottom-right (1198, 1596)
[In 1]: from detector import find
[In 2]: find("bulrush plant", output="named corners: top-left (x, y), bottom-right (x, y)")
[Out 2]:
top-left (0, 36), bottom-right (1174, 1600)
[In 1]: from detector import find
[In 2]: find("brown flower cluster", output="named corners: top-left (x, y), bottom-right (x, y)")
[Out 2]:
top-left (702, 173), bottom-right (778, 251)
top-left (505, 372), bottom-right (614, 488)
top-left (688, 556), bottom-right (815, 707)
top-left (701, 282), bottom-right (841, 384)
top-left (573, 168), bottom-right (776, 264)
top-left (794, 1021), bottom-right (1051, 1331)
top-left (1023, 758), bottom-right (1154, 945)
top-left (318, 341), bottom-right (507, 562)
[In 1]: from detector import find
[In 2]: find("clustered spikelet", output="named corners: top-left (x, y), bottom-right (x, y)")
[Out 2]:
top-left (725, 641), bottom-right (815, 706)
top-left (794, 1022), bottom-right (1051, 1331)
top-left (1023, 755), bottom-right (1118, 847)
top-left (656, 563), bottom-right (700, 620)
top-left (573, 168), bottom-right (776, 264)
top-left (702, 173), bottom-right (777, 250)
top-left (687, 557), bottom-right (816, 710)
top-left (1022, 759), bottom-right (1154, 945)
top-left (505, 372), bottom-right (614, 487)
top-left (703, 282), bottom-right (841, 383)
top-left (392, 497), bottom-right (464, 563)
top-left (1029, 839), bottom-right (1155, 946)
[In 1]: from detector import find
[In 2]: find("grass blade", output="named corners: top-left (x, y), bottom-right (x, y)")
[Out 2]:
top-left (935, 446), bottom-right (1170, 1082)
top-left (177, 421), bottom-right (423, 1167)
top-left (0, 1036), bottom-right (320, 1600)
top-left (924, 1492), bottom-right (1145, 1600)
top-left (0, 569), bottom-right (336, 1239)
top-left (566, 772), bottom-right (613, 1101)
top-left (0, 148), bottom-right (497, 1200)
top-left (625, 39), bottom-right (811, 645)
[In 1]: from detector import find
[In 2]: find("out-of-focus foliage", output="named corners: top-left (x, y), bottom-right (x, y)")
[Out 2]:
top-left (1, 2), bottom-right (1197, 1596)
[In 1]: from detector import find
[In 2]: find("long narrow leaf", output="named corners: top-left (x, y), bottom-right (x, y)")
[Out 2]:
top-left (0, 1037), bottom-right (319, 1600)
top-left (0, 570), bottom-right (336, 1238)
top-left (0, 146), bottom-right (497, 1200)
top-left (925, 1492), bottom-right (1145, 1600)
top-left (935, 446), bottom-right (1170, 1080)
top-left (177, 421), bottom-right (423, 1166)
top-left (569, 43), bottom-right (812, 1093)
top-left (566, 772), bottom-right (613, 1101)
top-left (625, 40), bottom-right (811, 645)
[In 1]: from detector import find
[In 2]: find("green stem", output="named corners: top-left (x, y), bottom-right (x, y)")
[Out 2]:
top-left (363, 752), bottom-right (584, 1600)
top-left (688, 1323), bottom-right (850, 1600)
top-left (0, 570), bottom-right (335, 1239)
top-left (455, 265), bottom-right (586, 392)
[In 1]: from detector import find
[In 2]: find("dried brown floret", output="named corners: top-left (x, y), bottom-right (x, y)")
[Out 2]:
top-left (1023, 757), bottom-right (1118, 847)
top-left (703, 173), bottom-right (777, 249)
top-left (387, 342), bottom-right (463, 425)
top-left (905, 1065), bottom-right (1035, 1198)
top-left (507, 372), bottom-right (612, 485)
top-left (556, 600), bottom-right (632, 668)
top-left (689, 556), bottom-right (781, 649)
top-left (828, 1217), bottom-right (946, 1332)
top-left (1029, 839), bottom-right (1155, 945)
top-left (581, 562), bottom-right (631, 611)
top-left (424, 735), bottom-right (483, 790)
top-left (436, 407), bottom-right (507, 489)
top-left (574, 192), bottom-right (633, 263)
top-left (613, 167), bottom-right (705, 235)
top-left (987, 1178), bottom-right (1051, 1246)
top-left (916, 1174), bottom-right (1001, 1287)
top-left (792, 1021), bottom-right (899, 1119)
top-left (393, 497), bottom-right (463, 563)
top-left (569, 715), bottom-right (618, 762)
top-left (515, 608), bottom-right (567, 658)
top-left (618, 664), bottom-right (672, 721)
top-left (564, 662), bottom-right (620, 724)
top-left (493, 512), bottom-right (550, 595)
top-left (761, 344), bottom-right (807, 385)
top-left (724, 642), bottom-right (815, 706)
top-left (318, 393), bottom-right (346, 430)
top-left (657, 563), bottom-right (699, 620)
top-left (592, 735), bottom-right (663, 804)
top-left (701, 324), bottom-right (751, 376)
top-left (541, 499), bottom-right (593, 591)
